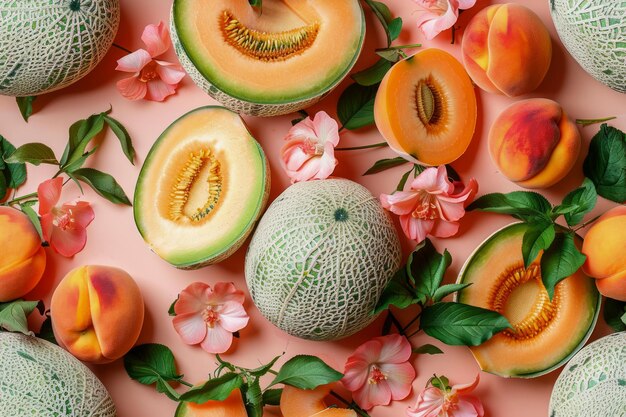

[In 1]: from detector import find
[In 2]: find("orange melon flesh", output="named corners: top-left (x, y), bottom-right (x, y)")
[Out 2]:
top-left (175, 390), bottom-right (248, 417)
top-left (173, 0), bottom-right (364, 104)
top-left (456, 223), bottom-right (600, 378)
top-left (374, 48), bottom-right (477, 166)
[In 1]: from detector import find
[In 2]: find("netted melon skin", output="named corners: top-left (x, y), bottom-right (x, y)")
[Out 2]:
top-left (550, 0), bottom-right (626, 93)
top-left (0, 0), bottom-right (120, 97)
top-left (245, 179), bottom-right (402, 341)
top-left (0, 333), bottom-right (116, 417)
top-left (549, 332), bottom-right (626, 417)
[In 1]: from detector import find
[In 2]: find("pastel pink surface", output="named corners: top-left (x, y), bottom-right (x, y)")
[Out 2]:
top-left (1, 1), bottom-right (623, 416)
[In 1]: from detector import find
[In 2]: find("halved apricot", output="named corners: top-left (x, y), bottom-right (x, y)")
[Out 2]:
top-left (281, 384), bottom-right (354, 417)
top-left (374, 48), bottom-right (477, 166)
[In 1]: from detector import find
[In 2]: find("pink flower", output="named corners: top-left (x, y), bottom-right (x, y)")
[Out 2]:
top-left (37, 178), bottom-right (95, 257)
top-left (380, 166), bottom-right (477, 243)
top-left (341, 334), bottom-right (416, 410)
top-left (281, 111), bottom-right (340, 183)
top-left (407, 375), bottom-right (484, 417)
top-left (172, 282), bottom-right (249, 354)
top-left (413, 0), bottom-right (476, 40)
top-left (116, 22), bottom-right (186, 101)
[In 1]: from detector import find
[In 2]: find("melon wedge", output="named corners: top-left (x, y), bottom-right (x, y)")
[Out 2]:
top-left (456, 223), bottom-right (600, 378)
top-left (171, 0), bottom-right (365, 116)
top-left (374, 48), bottom-right (477, 166)
top-left (133, 106), bottom-right (270, 269)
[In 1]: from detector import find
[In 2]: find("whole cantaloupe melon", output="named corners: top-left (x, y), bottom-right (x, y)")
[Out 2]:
top-left (245, 179), bottom-right (402, 341)
top-left (549, 332), bottom-right (626, 417)
top-left (0, 0), bottom-right (120, 97)
top-left (550, 0), bottom-right (626, 93)
top-left (0, 332), bottom-right (116, 417)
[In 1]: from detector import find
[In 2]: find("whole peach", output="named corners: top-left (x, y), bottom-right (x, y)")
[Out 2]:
top-left (462, 3), bottom-right (552, 96)
top-left (488, 98), bottom-right (580, 189)
top-left (51, 265), bottom-right (144, 363)
top-left (0, 206), bottom-right (46, 301)
top-left (582, 206), bottom-right (626, 301)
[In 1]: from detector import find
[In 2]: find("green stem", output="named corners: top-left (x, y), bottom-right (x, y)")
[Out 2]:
top-left (112, 42), bottom-right (133, 54)
top-left (180, 380), bottom-right (194, 387)
top-left (4, 191), bottom-right (38, 206)
top-left (573, 214), bottom-right (602, 232)
top-left (330, 391), bottom-right (371, 417)
top-left (575, 116), bottom-right (616, 127)
top-left (336, 142), bottom-right (388, 151)
top-left (377, 43), bottom-right (422, 51)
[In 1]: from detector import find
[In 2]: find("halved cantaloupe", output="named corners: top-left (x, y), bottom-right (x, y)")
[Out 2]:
top-left (281, 385), bottom-right (355, 417)
top-left (175, 389), bottom-right (248, 417)
top-left (374, 48), bottom-right (477, 166)
top-left (133, 106), bottom-right (270, 269)
top-left (455, 223), bottom-right (600, 378)
top-left (171, 0), bottom-right (365, 117)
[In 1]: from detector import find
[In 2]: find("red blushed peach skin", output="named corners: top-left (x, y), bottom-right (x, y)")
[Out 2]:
top-left (51, 265), bottom-right (144, 363)
top-left (582, 206), bottom-right (626, 301)
top-left (0, 206), bottom-right (46, 302)
top-left (488, 98), bottom-right (580, 189)
top-left (462, 3), bottom-right (552, 97)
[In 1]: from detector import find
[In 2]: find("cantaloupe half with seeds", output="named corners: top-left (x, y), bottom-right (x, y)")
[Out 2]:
top-left (455, 223), bottom-right (600, 378)
top-left (281, 385), bottom-right (356, 417)
top-left (374, 48), bottom-right (477, 166)
top-left (171, 0), bottom-right (365, 117)
top-left (134, 106), bottom-right (270, 269)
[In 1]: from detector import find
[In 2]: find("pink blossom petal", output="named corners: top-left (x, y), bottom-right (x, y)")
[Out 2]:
top-left (116, 76), bottom-right (148, 100)
top-left (429, 219), bottom-right (460, 238)
top-left (460, 395), bottom-right (485, 417)
top-left (173, 312), bottom-right (208, 345)
top-left (146, 79), bottom-right (177, 102)
top-left (346, 338), bottom-right (384, 366)
top-left (353, 378), bottom-right (392, 410)
top-left (116, 49), bottom-right (152, 72)
top-left (379, 362), bottom-right (415, 400)
top-left (200, 324), bottom-right (233, 354)
top-left (457, 0), bottom-right (477, 10)
top-left (453, 374), bottom-right (480, 395)
top-left (378, 334), bottom-right (412, 363)
top-left (285, 117), bottom-right (317, 142)
top-left (454, 397), bottom-right (483, 417)
top-left (155, 61), bottom-right (186, 84)
top-left (208, 282), bottom-right (245, 305)
top-left (217, 301), bottom-right (249, 332)
top-left (380, 191), bottom-right (421, 216)
top-left (418, 1), bottom-right (460, 40)
top-left (175, 282), bottom-right (211, 315)
top-left (406, 387), bottom-right (445, 417)
top-left (313, 150), bottom-right (337, 180)
top-left (436, 198), bottom-right (466, 222)
top-left (342, 358), bottom-right (370, 392)
top-left (289, 157), bottom-right (322, 183)
top-left (142, 21), bottom-right (171, 57)
top-left (40, 213), bottom-right (54, 243)
top-left (48, 223), bottom-right (88, 257)
top-left (400, 216), bottom-right (434, 243)
top-left (63, 201), bottom-right (94, 229)
top-left (37, 178), bottom-right (62, 215)
top-left (312, 111), bottom-right (340, 146)
top-left (410, 167), bottom-right (450, 193)
top-left (282, 142), bottom-right (311, 172)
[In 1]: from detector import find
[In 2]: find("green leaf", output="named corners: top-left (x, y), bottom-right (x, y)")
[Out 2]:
top-left (373, 269), bottom-right (417, 314)
top-left (124, 344), bottom-right (183, 385)
top-left (242, 378), bottom-right (263, 417)
top-left (557, 179), bottom-right (597, 226)
top-left (432, 283), bottom-right (471, 303)
top-left (72, 168), bottom-right (131, 205)
top-left (16, 96), bottom-right (37, 122)
top-left (376, 48), bottom-right (401, 62)
top-left (407, 239), bottom-right (452, 303)
top-left (364, 0), bottom-right (392, 45)
top-left (20, 204), bottom-right (43, 241)
top-left (262, 388), bottom-right (282, 406)
top-left (104, 115), bottom-right (136, 164)
top-left (291, 110), bottom-right (309, 126)
top-left (363, 157), bottom-right (408, 175)
top-left (388, 17), bottom-right (402, 41)
top-left (337, 83), bottom-right (377, 130)
top-left (603, 298), bottom-right (626, 333)
top-left (429, 375), bottom-right (450, 391)
top-left (467, 191), bottom-right (552, 222)
top-left (156, 379), bottom-right (181, 401)
top-left (249, 0), bottom-right (262, 7)
top-left (179, 373), bottom-right (243, 403)
top-left (0, 135), bottom-right (27, 188)
top-left (168, 296), bottom-right (178, 316)
top-left (61, 146), bottom-right (98, 173)
top-left (270, 355), bottom-right (343, 389)
top-left (351, 59), bottom-right (392, 86)
top-left (420, 302), bottom-right (511, 346)
top-left (37, 312), bottom-right (57, 345)
top-left (521, 222), bottom-right (555, 268)
top-left (583, 124), bottom-right (626, 203)
top-left (61, 111), bottom-right (108, 167)
top-left (5, 143), bottom-right (58, 166)
top-left (445, 164), bottom-right (461, 182)
top-left (0, 172), bottom-right (6, 200)
top-left (412, 344), bottom-right (443, 355)
top-left (0, 300), bottom-right (40, 335)
top-left (575, 116), bottom-right (616, 127)
top-left (396, 166), bottom-right (413, 191)
top-left (249, 354), bottom-right (282, 376)
top-left (540, 232), bottom-right (586, 300)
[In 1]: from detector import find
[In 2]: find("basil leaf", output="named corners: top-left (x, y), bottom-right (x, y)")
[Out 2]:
top-left (337, 83), bottom-right (377, 130)
top-left (270, 355), bottom-right (342, 389)
top-left (432, 283), bottom-right (471, 303)
top-left (407, 239), bottom-right (452, 303)
top-left (363, 156), bottom-right (408, 175)
top-left (20, 204), bottom-right (43, 241)
top-left (420, 302), bottom-right (511, 346)
top-left (351, 59), bottom-right (392, 86)
top-left (124, 344), bottom-right (183, 385)
top-left (467, 191), bottom-right (552, 222)
top-left (603, 298), bottom-right (626, 333)
top-left (583, 124), bottom-right (626, 203)
top-left (0, 135), bottom-right (27, 188)
top-left (388, 17), bottom-right (402, 41)
top-left (262, 388), bottom-right (282, 406)
top-left (0, 300), bottom-right (40, 335)
top-left (16, 96), bottom-right (37, 122)
top-left (412, 344), bottom-right (443, 355)
top-left (374, 269), bottom-right (417, 314)
top-left (540, 232), bottom-right (586, 300)
top-left (522, 222), bottom-right (555, 268)
top-left (72, 168), bottom-right (131, 205)
top-left (104, 115), bottom-right (136, 164)
top-left (557, 179), bottom-right (597, 226)
top-left (180, 373), bottom-right (243, 403)
top-left (5, 143), bottom-right (58, 166)
top-left (242, 378), bottom-right (263, 417)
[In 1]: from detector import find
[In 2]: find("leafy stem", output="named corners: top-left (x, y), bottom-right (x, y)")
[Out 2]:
top-left (3, 191), bottom-right (37, 206)
top-left (330, 391), bottom-right (371, 417)
top-left (376, 43), bottom-right (422, 51)
top-left (335, 142), bottom-right (388, 151)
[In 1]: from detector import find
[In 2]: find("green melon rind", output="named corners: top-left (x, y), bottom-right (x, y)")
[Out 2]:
top-left (455, 222), bottom-right (601, 378)
top-left (170, 2), bottom-right (366, 117)
top-left (549, 332), bottom-right (626, 417)
top-left (133, 106), bottom-right (270, 269)
top-left (0, 333), bottom-right (116, 417)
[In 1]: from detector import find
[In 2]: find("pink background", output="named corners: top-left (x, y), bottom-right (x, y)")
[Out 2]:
top-left (1, 0), bottom-right (624, 416)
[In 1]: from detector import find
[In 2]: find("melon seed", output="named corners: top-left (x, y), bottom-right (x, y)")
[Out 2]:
top-left (415, 77), bottom-right (445, 128)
